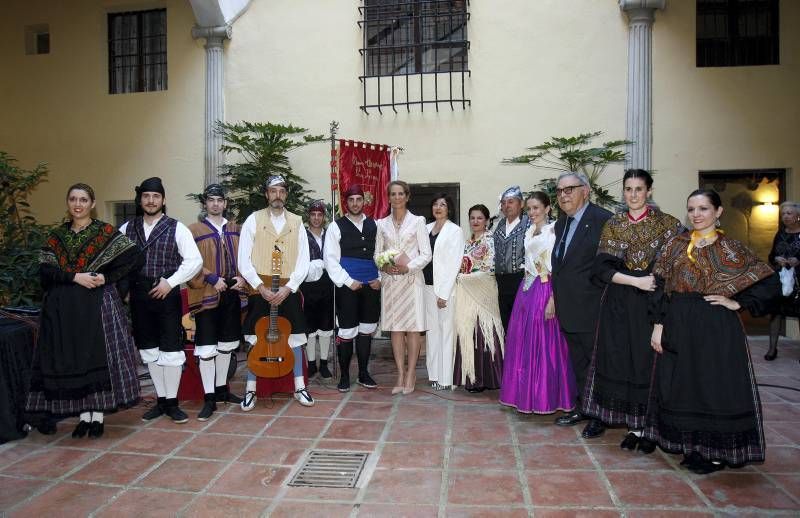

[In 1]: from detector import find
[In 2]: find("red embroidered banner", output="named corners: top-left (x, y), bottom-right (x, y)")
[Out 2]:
top-left (337, 140), bottom-right (390, 219)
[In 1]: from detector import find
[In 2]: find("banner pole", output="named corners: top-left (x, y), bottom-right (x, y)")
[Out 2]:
top-left (328, 120), bottom-right (339, 383)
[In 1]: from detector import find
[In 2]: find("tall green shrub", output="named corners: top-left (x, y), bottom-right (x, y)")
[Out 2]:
top-left (504, 131), bottom-right (630, 211)
top-left (0, 152), bottom-right (51, 307)
top-left (189, 121), bottom-right (325, 221)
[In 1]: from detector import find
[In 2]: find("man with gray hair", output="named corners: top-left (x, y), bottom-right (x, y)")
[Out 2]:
top-left (550, 172), bottom-right (612, 437)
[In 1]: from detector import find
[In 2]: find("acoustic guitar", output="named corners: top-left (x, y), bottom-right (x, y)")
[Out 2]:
top-left (247, 246), bottom-right (294, 378)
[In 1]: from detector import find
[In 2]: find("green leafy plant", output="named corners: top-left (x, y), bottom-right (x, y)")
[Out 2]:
top-left (188, 121), bottom-right (325, 222)
top-left (0, 152), bottom-right (52, 307)
top-left (504, 131), bottom-right (631, 211)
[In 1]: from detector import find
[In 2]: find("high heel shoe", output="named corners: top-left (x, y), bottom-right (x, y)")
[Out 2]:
top-left (764, 349), bottom-right (778, 361)
top-left (402, 373), bottom-right (416, 395)
top-left (392, 374), bottom-right (405, 395)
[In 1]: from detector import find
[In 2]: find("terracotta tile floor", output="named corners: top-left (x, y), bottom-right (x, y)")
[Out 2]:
top-left (1, 337), bottom-right (799, 517)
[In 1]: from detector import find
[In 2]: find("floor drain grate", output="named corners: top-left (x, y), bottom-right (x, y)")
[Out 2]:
top-left (288, 450), bottom-right (369, 488)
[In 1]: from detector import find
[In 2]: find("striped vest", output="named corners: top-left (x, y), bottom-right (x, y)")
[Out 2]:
top-left (125, 215), bottom-right (182, 278)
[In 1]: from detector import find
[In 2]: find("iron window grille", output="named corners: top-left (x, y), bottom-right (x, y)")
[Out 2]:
top-left (108, 8), bottom-right (167, 94)
top-left (359, 0), bottom-right (470, 113)
top-left (697, 0), bottom-right (779, 67)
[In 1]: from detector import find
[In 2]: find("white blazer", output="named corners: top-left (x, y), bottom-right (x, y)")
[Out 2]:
top-left (426, 220), bottom-right (466, 301)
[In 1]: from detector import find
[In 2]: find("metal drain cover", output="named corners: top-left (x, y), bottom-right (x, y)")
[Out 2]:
top-left (288, 450), bottom-right (369, 488)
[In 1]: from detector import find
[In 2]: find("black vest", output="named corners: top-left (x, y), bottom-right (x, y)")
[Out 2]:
top-left (337, 216), bottom-right (377, 259)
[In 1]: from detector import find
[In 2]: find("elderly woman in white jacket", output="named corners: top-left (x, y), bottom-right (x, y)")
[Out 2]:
top-left (423, 194), bottom-right (466, 390)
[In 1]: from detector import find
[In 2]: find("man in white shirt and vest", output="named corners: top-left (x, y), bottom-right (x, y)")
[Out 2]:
top-left (121, 177), bottom-right (203, 424)
top-left (238, 175), bottom-right (314, 408)
top-left (324, 184), bottom-right (380, 392)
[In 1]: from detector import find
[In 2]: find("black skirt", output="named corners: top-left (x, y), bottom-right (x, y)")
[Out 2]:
top-left (644, 292), bottom-right (764, 465)
top-left (583, 273), bottom-right (654, 428)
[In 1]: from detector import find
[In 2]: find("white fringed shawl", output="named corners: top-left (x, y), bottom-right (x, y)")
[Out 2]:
top-left (454, 271), bottom-right (505, 384)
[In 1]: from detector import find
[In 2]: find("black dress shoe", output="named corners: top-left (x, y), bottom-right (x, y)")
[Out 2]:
top-left (357, 372), bottom-right (378, 389)
top-left (214, 386), bottom-right (243, 405)
top-left (554, 411), bottom-right (584, 427)
top-left (620, 432), bottom-right (639, 450)
top-left (636, 437), bottom-right (656, 454)
top-left (38, 420), bottom-right (57, 435)
top-left (690, 458), bottom-right (725, 475)
top-left (581, 419), bottom-right (606, 439)
top-left (764, 349), bottom-right (777, 361)
top-left (72, 421), bottom-right (91, 438)
top-left (680, 451), bottom-right (703, 468)
top-left (319, 360), bottom-right (332, 379)
top-left (88, 422), bottom-right (104, 438)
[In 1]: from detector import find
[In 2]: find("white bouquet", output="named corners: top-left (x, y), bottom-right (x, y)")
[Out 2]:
top-left (375, 249), bottom-right (400, 268)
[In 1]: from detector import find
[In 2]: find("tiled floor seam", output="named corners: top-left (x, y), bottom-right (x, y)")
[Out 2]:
top-left (437, 399), bottom-right (454, 518)
top-left (262, 385), bottom-right (354, 517)
top-left (351, 388), bottom-right (405, 517)
top-left (754, 467), bottom-right (800, 507)
top-left (580, 432), bottom-right (624, 513)
top-left (174, 394), bottom-right (313, 517)
top-left (645, 446), bottom-right (718, 514)
top-left (506, 411), bottom-right (534, 514)
top-left (5, 412), bottom-right (174, 516)
top-left (88, 409), bottom-right (235, 516)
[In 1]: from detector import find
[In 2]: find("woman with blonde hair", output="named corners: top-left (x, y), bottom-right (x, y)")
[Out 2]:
top-left (764, 201), bottom-right (800, 361)
top-left (375, 180), bottom-right (432, 394)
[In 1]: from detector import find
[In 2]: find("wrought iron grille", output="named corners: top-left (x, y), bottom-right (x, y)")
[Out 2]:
top-left (697, 0), bottom-right (779, 67)
top-left (108, 8), bottom-right (167, 94)
top-left (359, 0), bottom-right (470, 113)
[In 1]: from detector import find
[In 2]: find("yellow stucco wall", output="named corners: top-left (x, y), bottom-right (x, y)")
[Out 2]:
top-left (1, 0), bottom-right (798, 230)
top-left (0, 0), bottom-right (205, 224)
top-left (653, 0), bottom-right (800, 219)
top-left (226, 0), bottom-right (629, 222)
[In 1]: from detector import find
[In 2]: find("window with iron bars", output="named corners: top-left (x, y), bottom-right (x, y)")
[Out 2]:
top-left (108, 8), bottom-right (167, 94)
top-left (697, 0), bottom-right (779, 67)
top-left (359, 0), bottom-right (470, 113)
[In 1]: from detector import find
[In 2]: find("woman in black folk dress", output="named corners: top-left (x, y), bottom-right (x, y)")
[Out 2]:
top-left (764, 201), bottom-right (800, 361)
top-left (26, 183), bottom-right (142, 438)
top-left (582, 170), bottom-right (681, 448)
top-left (646, 189), bottom-right (779, 474)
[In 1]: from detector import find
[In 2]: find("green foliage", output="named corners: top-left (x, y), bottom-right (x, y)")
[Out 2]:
top-left (0, 152), bottom-right (52, 307)
top-left (504, 131), bottom-right (631, 211)
top-left (188, 121), bottom-right (325, 222)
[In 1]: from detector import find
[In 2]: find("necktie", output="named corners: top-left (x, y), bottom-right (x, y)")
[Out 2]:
top-left (558, 216), bottom-right (574, 259)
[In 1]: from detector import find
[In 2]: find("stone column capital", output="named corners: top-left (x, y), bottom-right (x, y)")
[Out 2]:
top-left (619, 0), bottom-right (665, 24)
top-left (191, 24), bottom-right (231, 48)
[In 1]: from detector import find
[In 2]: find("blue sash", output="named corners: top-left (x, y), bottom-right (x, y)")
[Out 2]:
top-left (341, 257), bottom-right (379, 283)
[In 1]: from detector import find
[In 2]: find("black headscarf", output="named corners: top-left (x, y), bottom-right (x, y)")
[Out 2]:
top-left (135, 177), bottom-right (166, 216)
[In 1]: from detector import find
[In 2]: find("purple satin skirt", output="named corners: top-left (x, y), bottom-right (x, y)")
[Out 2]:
top-left (499, 277), bottom-right (576, 414)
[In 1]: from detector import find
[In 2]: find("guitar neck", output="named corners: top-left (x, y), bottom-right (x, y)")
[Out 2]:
top-left (269, 274), bottom-right (279, 324)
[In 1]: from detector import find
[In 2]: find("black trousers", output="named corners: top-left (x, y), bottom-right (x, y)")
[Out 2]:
top-left (496, 271), bottom-right (524, 333)
top-left (562, 330), bottom-right (595, 406)
top-left (242, 293), bottom-right (307, 336)
top-left (335, 284), bottom-right (381, 329)
top-left (130, 287), bottom-right (183, 352)
top-left (194, 290), bottom-right (243, 345)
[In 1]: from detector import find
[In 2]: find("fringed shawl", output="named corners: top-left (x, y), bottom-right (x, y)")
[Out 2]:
top-left (454, 271), bottom-right (505, 384)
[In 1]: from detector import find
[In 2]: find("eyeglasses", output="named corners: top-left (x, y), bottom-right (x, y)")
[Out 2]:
top-left (555, 184), bottom-right (584, 197)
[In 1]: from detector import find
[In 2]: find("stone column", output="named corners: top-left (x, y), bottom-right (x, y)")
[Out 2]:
top-left (619, 0), bottom-right (665, 171)
top-left (192, 25), bottom-right (231, 186)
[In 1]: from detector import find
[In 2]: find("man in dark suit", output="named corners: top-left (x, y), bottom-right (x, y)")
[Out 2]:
top-left (550, 172), bottom-right (612, 438)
